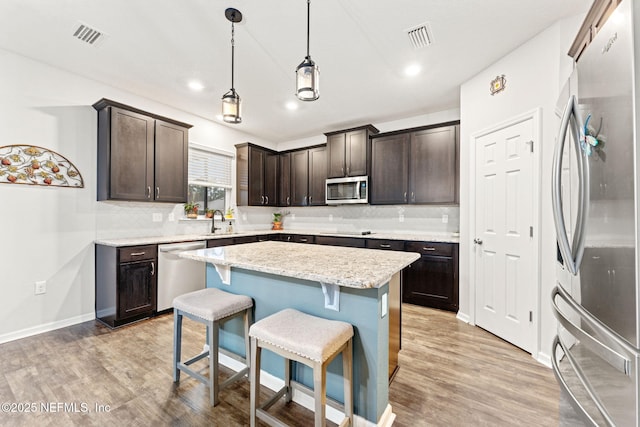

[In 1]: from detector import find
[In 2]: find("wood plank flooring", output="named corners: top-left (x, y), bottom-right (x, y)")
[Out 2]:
top-left (0, 305), bottom-right (560, 426)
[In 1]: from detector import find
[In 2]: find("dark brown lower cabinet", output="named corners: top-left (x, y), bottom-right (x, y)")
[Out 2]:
top-left (403, 242), bottom-right (458, 312)
top-left (315, 235), bottom-right (366, 248)
top-left (96, 244), bottom-right (157, 328)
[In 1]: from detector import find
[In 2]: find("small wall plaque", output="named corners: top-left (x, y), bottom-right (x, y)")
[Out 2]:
top-left (490, 74), bottom-right (507, 95)
top-left (0, 145), bottom-right (84, 187)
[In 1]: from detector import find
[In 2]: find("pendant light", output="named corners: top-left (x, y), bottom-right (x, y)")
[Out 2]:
top-left (296, 0), bottom-right (319, 101)
top-left (222, 8), bottom-right (242, 124)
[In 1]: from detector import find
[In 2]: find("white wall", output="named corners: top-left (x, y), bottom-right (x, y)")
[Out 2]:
top-left (459, 15), bottom-right (583, 364)
top-left (0, 48), bottom-right (276, 342)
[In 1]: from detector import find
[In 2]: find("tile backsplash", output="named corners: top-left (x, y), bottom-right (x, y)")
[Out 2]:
top-left (96, 201), bottom-right (459, 240)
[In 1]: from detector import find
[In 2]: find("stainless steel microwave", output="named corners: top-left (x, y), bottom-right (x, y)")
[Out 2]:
top-left (325, 176), bottom-right (368, 204)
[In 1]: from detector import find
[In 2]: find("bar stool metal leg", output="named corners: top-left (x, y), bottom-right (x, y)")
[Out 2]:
top-left (173, 310), bottom-right (182, 382)
top-left (249, 337), bottom-right (261, 427)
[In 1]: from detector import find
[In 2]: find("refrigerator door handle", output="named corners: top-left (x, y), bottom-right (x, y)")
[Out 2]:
top-left (552, 336), bottom-right (615, 427)
top-left (551, 286), bottom-right (634, 376)
top-left (552, 95), bottom-right (588, 275)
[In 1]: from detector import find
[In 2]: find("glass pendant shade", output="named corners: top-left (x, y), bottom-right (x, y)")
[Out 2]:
top-left (296, 57), bottom-right (319, 101)
top-left (222, 89), bottom-right (241, 124)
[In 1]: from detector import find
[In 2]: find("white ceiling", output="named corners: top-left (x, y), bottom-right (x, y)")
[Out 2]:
top-left (0, 0), bottom-right (590, 143)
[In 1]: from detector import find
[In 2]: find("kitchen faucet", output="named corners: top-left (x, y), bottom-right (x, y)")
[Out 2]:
top-left (210, 210), bottom-right (225, 234)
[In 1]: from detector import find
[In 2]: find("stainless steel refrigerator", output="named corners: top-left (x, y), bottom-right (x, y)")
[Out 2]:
top-left (552, 0), bottom-right (640, 425)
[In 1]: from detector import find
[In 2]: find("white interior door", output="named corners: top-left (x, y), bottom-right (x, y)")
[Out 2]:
top-left (474, 117), bottom-right (535, 352)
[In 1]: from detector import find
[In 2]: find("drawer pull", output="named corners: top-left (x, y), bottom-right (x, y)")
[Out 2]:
top-left (380, 244), bottom-right (391, 248)
top-left (423, 247), bottom-right (436, 251)
top-left (130, 252), bottom-right (146, 256)
top-left (300, 238), bottom-right (308, 242)
top-left (150, 261), bottom-right (155, 276)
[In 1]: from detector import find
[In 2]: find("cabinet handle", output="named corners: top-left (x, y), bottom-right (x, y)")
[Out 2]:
top-left (150, 261), bottom-right (155, 276)
top-left (423, 247), bottom-right (436, 251)
top-left (287, 196), bottom-right (290, 205)
top-left (156, 187), bottom-right (160, 199)
top-left (342, 166), bottom-right (344, 176)
top-left (411, 191), bottom-right (415, 202)
top-left (309, 196), bottom-right (312, 204)
top-left (403, 192), bottom-right (407, 202)
top-left (300, 238), bottom-right (308, 242)
top-left (130, 252), bottom-right (146, 256)
top-left (380, 244), bottom-right (391, 248)
top-left (265, 195), bottom-right (269, 204)
top-left (261, 196), bottom-right (265, 204)
top-left (347, 166), bottom-right (350, 175)
top-left (304, 196), bottom-right (308, 205)
top-left (147, 186), bottom-right (151, 199)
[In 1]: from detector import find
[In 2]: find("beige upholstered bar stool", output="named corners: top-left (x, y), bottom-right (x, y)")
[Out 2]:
top-left (249, 308), bottom-right (354, 427)
top-left (173, 288), bottom-right (253, 406)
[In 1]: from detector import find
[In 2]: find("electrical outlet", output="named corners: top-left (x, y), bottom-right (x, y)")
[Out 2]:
top-left (152, 213), bottom-right (162, 222)
top-left (442, 214), bottom-right (448, 224)
top-left (381, 292), bottom-right (388, 317)
top-left (399, 214), bottom-right (404, 223)
top-left (35, 280), bottom-right (46, 295)
top-left (168, 213), bottom-right (175, 222)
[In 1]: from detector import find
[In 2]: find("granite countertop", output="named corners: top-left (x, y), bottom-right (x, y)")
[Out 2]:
top-left (94, 229), bottom-right (459, 247)
top-left (179, 241), bottom-right (420, 289)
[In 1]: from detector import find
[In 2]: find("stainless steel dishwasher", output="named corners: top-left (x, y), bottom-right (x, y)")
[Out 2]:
top-left (157, 241), bottom-right (206, 312)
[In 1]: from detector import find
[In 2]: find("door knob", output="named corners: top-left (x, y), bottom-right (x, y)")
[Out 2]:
top-left (474, 238), bottom-right (483, 245)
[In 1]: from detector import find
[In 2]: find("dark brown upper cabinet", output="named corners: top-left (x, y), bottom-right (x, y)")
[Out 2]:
top-left (94, 99), bottom-right (191, 203)
top-left (308, 146), bottom-right (327, 206)
top-left (290, 149), bottom-right (309, 206)
top-left (236, 143), bottom-right (278, 206)
top-left (370, 133), bottom-right (410, 205)
top-left (278, 152), bottom-right (292, 207)
top-left (409, 125), bottom-right (459, 204)
top-left (326, 125), bottom-right (379, 178)
top-left (370, 122), bottom-right (459, 205)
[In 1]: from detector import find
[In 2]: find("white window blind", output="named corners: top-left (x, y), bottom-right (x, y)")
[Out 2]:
top-left (188, 145), bottom-right (233, 188)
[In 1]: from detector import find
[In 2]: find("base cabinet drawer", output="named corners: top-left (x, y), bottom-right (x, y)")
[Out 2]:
top-left (403, 242), bottom-right (458, 312)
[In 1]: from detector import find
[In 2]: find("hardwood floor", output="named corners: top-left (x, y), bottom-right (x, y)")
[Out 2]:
top-left (390, 304), bottom-right (560, 426)
top-left (0, 305), bottom-right (560, 426)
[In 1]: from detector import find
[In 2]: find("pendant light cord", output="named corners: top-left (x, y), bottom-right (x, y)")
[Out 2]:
top-left (306, 0), bottom-right (311, 59)
top-left (231, 20), bottom-right (235, 90)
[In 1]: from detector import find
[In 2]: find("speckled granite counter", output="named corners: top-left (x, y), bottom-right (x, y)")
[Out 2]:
top-left (179, 240), bottom-right (419, 289)
top-left (94, 229), bottom-right (458, 247)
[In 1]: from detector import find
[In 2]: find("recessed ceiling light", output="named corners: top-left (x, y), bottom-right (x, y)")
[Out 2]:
top-left (404, 64), bottom-right (421, 77)
top-left (285, 101), bottom-right (298, 111)
top-left (188, 80), bottom-right (205, 91)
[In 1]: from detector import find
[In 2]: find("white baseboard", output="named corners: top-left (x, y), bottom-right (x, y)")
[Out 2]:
top-left (535, 351), bottom-right (552, 368)
top-left (0, 312), bottom-right (96, 344)
top-left (218, 353), bottom-right (394, 426)
top-left (456, 311), bottom-right (471, 324)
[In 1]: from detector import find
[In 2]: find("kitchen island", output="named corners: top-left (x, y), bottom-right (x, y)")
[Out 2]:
top-left (180, 241), bottom-right (419, 425)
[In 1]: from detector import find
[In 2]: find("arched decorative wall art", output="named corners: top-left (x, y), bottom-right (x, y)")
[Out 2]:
top-left (0, 145), bottom-right (84, 188)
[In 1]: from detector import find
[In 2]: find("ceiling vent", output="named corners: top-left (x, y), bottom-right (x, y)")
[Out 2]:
top-left (405, 23), bottom-right (433, 49)
top-left (72, 22), bottom-right (108, 47)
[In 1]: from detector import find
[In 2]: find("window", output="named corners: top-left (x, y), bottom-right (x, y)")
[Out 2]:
top-left (188, 143), bottom-right (233, 215)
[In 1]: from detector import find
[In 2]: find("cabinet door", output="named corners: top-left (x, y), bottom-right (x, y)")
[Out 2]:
top-left (248, 146), bottom-right (266, 206)
top-left (345, 129), bottom-right (368, 176)
top-left (370, 134), bottom-right (409, 204)
top-left (327, 133), bottom-right (346, 178)
top-left (291, 149), bottom-right (309, 206)
top-left (154, 120), bottom-right (188, 203)
top-left (308, 146), bottom-right (327, 206)
top-left (278, 153), bottom-right (291, 206)
top-left (264, 152), bottom-right (279, 206)
top-left (403, 242), bottom-right (458, 311)
top-left (410, 125), bottom-right (458, 204)
top-left (110, 107), bottom-right (154, 201)
top-left (118, 260), bottom-right (156, 319)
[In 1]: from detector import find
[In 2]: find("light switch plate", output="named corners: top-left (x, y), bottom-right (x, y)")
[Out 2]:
top-left (398, 214), bottom-right (404, 223)
top-left (442, 214), bottom-right (448, 223)
top-left (152, 213), bottom-right (162, 222)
